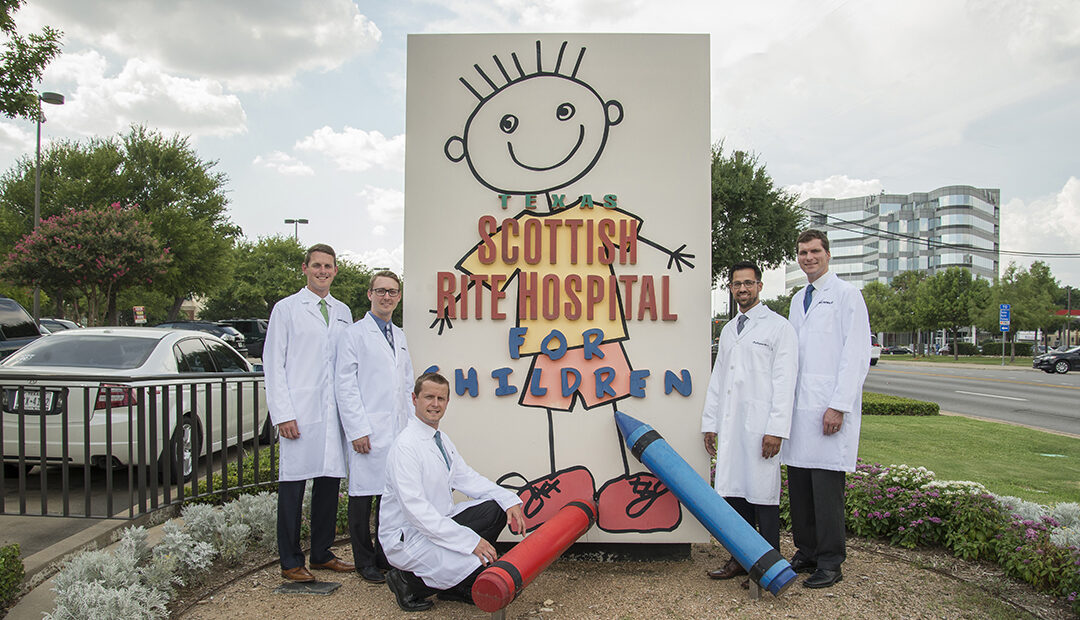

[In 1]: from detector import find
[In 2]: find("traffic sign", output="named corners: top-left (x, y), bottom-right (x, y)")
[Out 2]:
top-left (1001, 324), bottom-right (1010, 332)
top-left (999, 303), bottom-right (1011, 323)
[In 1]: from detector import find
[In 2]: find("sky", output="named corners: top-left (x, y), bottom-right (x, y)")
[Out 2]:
top-left (2, 0), bottom-right (1078, 314)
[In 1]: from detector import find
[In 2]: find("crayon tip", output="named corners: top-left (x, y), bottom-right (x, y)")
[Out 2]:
top-left (613, 410), bottom-right (644, 438)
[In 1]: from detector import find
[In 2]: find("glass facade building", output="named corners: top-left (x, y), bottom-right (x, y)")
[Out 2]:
top-left (785, 185), bottom-right (1000, 290)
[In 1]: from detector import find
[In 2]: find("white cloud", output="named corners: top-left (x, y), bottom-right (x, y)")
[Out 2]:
top-left (0, 122), bottom-right (34, 157)
top-left (295, 126), bottom-right (405, 172)
top-left (28, 0), bottom-right (382, 91)
top-left (786, 175), bottom-right (884, 201)
top-left (1000, 177), bottom-right (1080, 286)
top-left (359, 186), bottom-right (405, 226)
top-left (252, 151), bottom-right (314, 176)
top-left (340, 245), bottom-right (404, 276)
top-left (42, 52), bottom-right (247, 138)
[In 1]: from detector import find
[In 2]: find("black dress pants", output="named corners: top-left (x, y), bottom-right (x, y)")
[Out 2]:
top-left (349, 494), bottom-right (388, 569)
top-left (786, 466), bottom-right (847, 570)
top-left (398, 499), bottom-right (508, 599)
top-left (725, 496), bottom-right (781, 553)
top-left (277, 476), bottom-right (341, 570)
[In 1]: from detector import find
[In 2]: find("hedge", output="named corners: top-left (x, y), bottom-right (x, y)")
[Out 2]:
top-left (0, 543), bottom-right (22, 608)
top-left (862, 392), bottom-right (940, 416)
top-left (981, 342), bottom-right (1034, 356)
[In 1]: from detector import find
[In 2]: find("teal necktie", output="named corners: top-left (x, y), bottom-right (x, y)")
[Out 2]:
top-left (318, 299), bottom-right (329, 325)
top-left (433, 431), bottom-right (451, 470)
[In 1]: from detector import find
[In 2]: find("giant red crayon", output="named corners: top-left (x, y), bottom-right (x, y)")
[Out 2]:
top-left (471, 499), bottom-right (597, 612)
top-left (615, 411), bottom-right (796, 596)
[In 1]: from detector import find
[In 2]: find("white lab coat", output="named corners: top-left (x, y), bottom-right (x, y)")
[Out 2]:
top-left (335, 312), bottom-right (414, 497)
top-left (379, 417), bottom-right (522, 590)
top-left (264, 287), bottom-right (353, 481)
top-left (781, 271), bottom-right (870, 472)
top-left (701, 303), bottom-right (797, 505)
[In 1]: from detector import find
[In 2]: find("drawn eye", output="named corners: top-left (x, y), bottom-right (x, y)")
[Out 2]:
top-left (556, 103), bottom-right (575, 121)
top-left (500, 114), bottom-right (519, 133)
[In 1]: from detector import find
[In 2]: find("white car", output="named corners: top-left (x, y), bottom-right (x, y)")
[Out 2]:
top-left (0, 327), bottom-right (270, 482)
top-left (870, 335), bottom-right (882, 366)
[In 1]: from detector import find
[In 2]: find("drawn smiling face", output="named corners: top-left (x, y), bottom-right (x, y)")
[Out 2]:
top-left (448, 74), bottom-right (622, 196)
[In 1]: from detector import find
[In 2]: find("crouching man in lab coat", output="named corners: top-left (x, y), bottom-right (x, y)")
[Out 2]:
top-left (701, 260), bottom-right (797, 588)
top-left (379, 372), bottom-right (526, 612)
top-left (335, 270), bottom-right (413, 584)
top-left (265, 243), bottom-right (354, 582)
top-left (782, 229), bottom-right (870, 589)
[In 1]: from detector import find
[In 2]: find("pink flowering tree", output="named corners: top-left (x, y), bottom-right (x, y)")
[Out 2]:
top-left (0, 203), bottom-right (171, 325)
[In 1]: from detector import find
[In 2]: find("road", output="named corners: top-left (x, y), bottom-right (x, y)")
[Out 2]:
top-left (865, 360), bottom-right (1080, 436)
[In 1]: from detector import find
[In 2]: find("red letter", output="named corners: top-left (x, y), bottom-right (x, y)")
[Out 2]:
top-left (619, 219), bottom-right (638, 265)
top-left (565, 219), bottom-right (583, 265)
top-left (585, 275), bottom-right (604, 320)
top-left (637, 275), bottom-right (658, 321)
top-left (470, 274), bottom-right (487, 319)
top-left (618, 275), bottom-right (637, 319)
top-left (477, 215), bottom-right (497, 264)
top-left (518, 272), bottom-right (538, 320)
top-left (501, 218), bottom-right (519, 264)
top-left (436, 272), bottom-right (456, 319)
top-left (490, 274), bottom-right (507, 319)
top-left (598, 219), bottom-right (616, 265)
top-left (661, 275), bottom-right (677, 321)
top-left (542, 274), bottom-right (560, 320)
top-left (564, 275), bottom-right (582, 320)
top-left (523, 218), bottom-right (542, 265)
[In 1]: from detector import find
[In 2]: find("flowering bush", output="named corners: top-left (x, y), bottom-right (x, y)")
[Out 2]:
top-left (791, 460), bottom-right (1080, 613)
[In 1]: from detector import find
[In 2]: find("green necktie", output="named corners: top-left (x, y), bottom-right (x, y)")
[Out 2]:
top-left (318, 299), bottom-right (329, 325)
top-left (434, 431), bottom-right (451, 470)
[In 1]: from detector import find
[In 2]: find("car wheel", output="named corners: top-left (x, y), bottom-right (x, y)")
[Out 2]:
top-left (159, 414), bottom-right (202, 483)
top-left (870, 359), bottom-right (878, 366)
top-left (1055, 360), bottom-right (1070, 374)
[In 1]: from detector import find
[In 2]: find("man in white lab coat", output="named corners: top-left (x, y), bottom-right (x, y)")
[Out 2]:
top-left (701, 261), bottom-right (797, 587)
top-left (782, 229), bottom-right (871, 589)
top-left (265, 244), bottom-right (355, 583)
top-left (335, 270), bottom-right (413, 584)
top-left (380, 372), bottom-right (526, 612)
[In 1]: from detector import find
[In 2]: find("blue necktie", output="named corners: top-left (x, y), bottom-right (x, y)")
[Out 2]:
top-left (803, 283), bottom-right (815, 313)
top-left (433, 431), bottom-right (451, 470)
top-left (736, 314), bottom-right (748, 334)
top-left (383, 323), bottom-right (394, 348)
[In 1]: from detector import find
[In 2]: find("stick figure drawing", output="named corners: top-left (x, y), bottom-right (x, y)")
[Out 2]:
top-left (429, 40), bottom-right (696, 534)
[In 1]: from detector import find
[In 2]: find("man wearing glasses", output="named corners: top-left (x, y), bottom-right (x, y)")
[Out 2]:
top-left (701, 261), bottom-right (797, 588)
top-left (336, 270), bottom-right (414, 583)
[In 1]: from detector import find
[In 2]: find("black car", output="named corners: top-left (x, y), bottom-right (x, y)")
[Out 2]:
top-left (0, 297), bottom-right (43, 359)
top-left (218, 318), bottom-right (267, 358)
top-left (1033, 346), bottom-right (1080, 374)
top-left (881, 345), bottom-right (912, 355)
top-left (154, 320), bottom-right (248, 356)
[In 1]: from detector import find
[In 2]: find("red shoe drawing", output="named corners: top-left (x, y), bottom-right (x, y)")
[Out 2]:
top-left (497, 466), bottom-right (595, 533)
top-left (596, 472), bottom-right (682, 533)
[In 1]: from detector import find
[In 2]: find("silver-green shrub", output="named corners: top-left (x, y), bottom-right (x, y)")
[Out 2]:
top-left (45, 581), bottom-right (168, 620)
top-left (153, 520), bottom-right (216, 582)
top-left (222, 491), bottom-right (277, 552)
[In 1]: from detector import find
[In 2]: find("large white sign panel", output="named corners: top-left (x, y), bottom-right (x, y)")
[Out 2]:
top-left (405, 34), bottom-right (711, 543)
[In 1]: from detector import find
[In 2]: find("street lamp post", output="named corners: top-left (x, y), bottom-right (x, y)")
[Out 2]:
top-left (284, 218), bottom-right (308, 241)
top-left (32, 91), bottom-right (65, 325)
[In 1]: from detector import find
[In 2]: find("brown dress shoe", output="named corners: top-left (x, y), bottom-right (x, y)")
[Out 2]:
top-left (707, 558), bottom-right (747, 580)
top-left (281, 566), bottom-right (316, 582)
top-left (310, 557), bottom-right (355, 572)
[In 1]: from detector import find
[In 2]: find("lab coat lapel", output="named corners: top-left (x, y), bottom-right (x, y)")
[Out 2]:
top-left (363, 314), bottom-right (396, 361)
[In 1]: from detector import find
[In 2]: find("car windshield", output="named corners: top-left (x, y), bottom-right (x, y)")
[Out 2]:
top-left (0, 299), bottom-right (40, 339)
top-left (2, 334), bottom-right (158, 369)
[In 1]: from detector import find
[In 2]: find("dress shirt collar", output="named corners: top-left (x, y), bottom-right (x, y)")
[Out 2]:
top-left (368, 311), bottom-right (392, 333)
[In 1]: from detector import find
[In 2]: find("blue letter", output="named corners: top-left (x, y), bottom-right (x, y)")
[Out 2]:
top-left (664, 369), bottom-right (692, 396)
top-left (561, 368), bottom-right (582, 397)
top-left (422, 364), bottom-right (439, 375)
top-left (491, 367), bottom-right (517, 396)
top-left (582, 328), bottom-right (605, 359)
top-left (540, 329), bottom-right (568, 360)
top-left (629, 369), bottom-right (650, 397)
top-left (529, 368), bottom-right (548, 396)
top-left (455, 368), bottom-right (478, 397)
top-left (594, 367), bottom-right (616, 398)
top-left (508, 327), bottom-right (527, 359)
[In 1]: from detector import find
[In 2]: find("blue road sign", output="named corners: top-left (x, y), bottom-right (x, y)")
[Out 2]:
top-left (999, 303), bottom-right (1011, 323)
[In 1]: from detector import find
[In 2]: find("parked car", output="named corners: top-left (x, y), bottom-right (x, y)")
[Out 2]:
top-left (870, 335), bottom-right (881, 366)
top-left (1032, 345), bottom-right (1080, 374)
top-left (154, 320), bottom-right (247, 356)
top-left (0, 327), bottom-right (270, 481)
top-left (0, 297), bottom-right (43, 360)
top-left (39, 317), bottom-right (81, 333)
top-left (881, 345), bottom-right (912, 355)
top-left (218, 318), bottom-right (267, 358)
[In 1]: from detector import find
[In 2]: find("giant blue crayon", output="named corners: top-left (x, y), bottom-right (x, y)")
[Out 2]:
top-left (614, 411), bottom-right (796, 596)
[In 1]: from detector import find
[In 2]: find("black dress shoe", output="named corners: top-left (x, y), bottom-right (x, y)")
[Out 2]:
top-left (789, 556), bottom-right (817, 574)
top-left (386, 568), bottom-right (434, 611)
top-left (358, 565), bottom-right (386, 583)
top-left (707, 557), bottom-right (747, 580)
top-left (802, 568), bottom-right (843, 589)
top-left (436, 589), bottom-right (473, 604)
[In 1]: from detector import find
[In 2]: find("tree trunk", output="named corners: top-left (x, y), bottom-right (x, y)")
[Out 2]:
top-left (952, 328), bottom-right (959, 361)
top-left (1009, 332), bottom-right (1016, 363)
top-left (167, 296), bottom-right (186, 321)
top-left (106, 289), bottom-right (119, 326)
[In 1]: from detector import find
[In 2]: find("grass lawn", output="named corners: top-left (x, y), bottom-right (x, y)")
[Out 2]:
top-left (858, 414), bottom-right (1080, 504)
top-left (880, 354), bottom-right (1033, 367)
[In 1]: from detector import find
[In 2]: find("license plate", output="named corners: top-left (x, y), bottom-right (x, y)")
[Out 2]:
top-left (20, 390), bottom-right (54, 412)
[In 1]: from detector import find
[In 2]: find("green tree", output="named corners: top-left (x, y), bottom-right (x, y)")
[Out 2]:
top-left (199, 236), bottom-right (305, 320)
top-left (0, 203), bottom-right (171, 325)
top-left (763, 285), bottom-right (801, 319)
top-left (0, 125), bottom-right (239, 321)
top-left (710, 143), bottom-right (803, 286)
top-left (861, 281), bottom-right (892, 335)
top-left (979, 262), bottom-right (1061, 361)
top-left (0, 0), bottom-right (62, 120)
top-left (887, 270), bottom-right (927, 355)
top-left (916, 267), bottom-right (989, 360)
